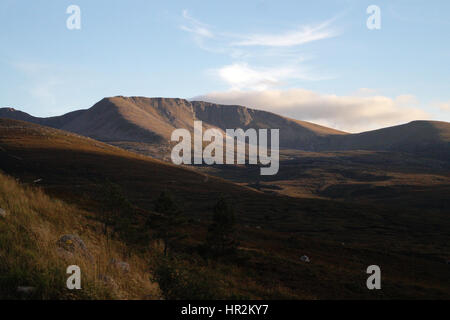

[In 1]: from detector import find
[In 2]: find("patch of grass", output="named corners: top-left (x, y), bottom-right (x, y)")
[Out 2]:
top-left (0, 171), bottom-right (161, 299)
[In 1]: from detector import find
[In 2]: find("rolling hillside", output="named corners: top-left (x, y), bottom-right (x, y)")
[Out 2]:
top-left (0, 118), bottom-right (449, 299)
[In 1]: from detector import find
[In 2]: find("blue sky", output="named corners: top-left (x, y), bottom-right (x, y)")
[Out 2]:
top-left (1, 0), bottom-right (449, 132)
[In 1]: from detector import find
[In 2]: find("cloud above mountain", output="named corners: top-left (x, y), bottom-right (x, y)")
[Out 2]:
top-left (230, 19), bottom-right (338, 47)
top-left (212, 63), bottom-right (329, 91)
top-left (181, 10), bottom-right (338, 50)
top-left (181, 10), bottom-right (338, 87)
top-left (435, 101), bottom-right (450, 112)
top-left (194, 89), bottom-right (430, 133)
top-left (182, 9), bottom-right (436, 132)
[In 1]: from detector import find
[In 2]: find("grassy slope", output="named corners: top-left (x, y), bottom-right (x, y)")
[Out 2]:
top-left (0, 172), bottom-right (161, 299)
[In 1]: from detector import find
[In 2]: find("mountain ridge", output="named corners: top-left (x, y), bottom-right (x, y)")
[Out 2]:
top-left (1, 96), bottom-right (449, 159)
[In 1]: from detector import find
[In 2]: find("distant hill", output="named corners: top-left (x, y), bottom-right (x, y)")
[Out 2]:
top-left (1, 96), bottom-right (449, 159)
top-left (320, 120), bottom-right (450, 159)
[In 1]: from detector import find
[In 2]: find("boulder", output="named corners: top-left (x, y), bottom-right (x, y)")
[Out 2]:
top-left (300, 255), bottom-right (310, 263)
top-left (17, 286), bottom-right (36, 295)
top-left (57, 234), bottom-right (93, 262)
top-left (109, 258), bottom-right (130, 273)
top-left (0, 208), bottom-right (8, 218)
top-left (58, 234), bottom-right (87, 253)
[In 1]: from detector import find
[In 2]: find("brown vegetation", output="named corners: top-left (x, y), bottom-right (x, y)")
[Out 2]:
top-left (0, 118), bottom-right (449, 299)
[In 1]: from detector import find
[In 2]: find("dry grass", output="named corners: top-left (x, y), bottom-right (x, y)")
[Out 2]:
top-left (0, 171), bottom-right (161, 299)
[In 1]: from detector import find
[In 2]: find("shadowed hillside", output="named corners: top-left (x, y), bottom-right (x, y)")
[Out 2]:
top-left (0, 118), bottom-right (449, 299)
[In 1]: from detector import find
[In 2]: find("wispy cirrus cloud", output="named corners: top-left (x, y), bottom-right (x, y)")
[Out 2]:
top-left (181, 10), bottom-right (338, 50)
top-left (180, 9), bottom-right (214, 39)
top-left (230, 19), bottom-right (338, 47)
top-left (180, 10), bottom-right (339, 89)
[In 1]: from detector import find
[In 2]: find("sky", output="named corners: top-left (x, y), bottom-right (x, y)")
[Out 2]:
top-left (1, 0), bottom-right (449, 132)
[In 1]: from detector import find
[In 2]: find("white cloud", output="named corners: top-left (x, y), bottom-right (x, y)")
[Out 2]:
top-left (231, 20), bottom-right (338, 47)
top-left (394, 94), bottom-right (419, 107)
top-left (194, 89), bottom-right (430, 133)
top-left (213, 63), bottom-right (331, 91)
top-left (180, 10), bottom-right (338, 87)
top-left (181, 10), bottom-right (338, 49)
top-left (180, 10), bottom-right (214, 39)
top-left (216, 63), bottom-right (279, 91)
top-left (434, 101), bottom-right (450, 112)
top-left (354, 88), bottom-right (378, 96)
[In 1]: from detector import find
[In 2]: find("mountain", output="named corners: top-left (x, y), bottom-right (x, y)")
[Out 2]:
top-left (190, 100), bottom-right (347, 149)
top-left (1, 96), bottom-right (450, 159)
top-left (0, 96), bottom-right (347, 149)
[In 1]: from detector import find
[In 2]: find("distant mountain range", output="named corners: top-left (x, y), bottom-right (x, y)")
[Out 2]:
top-left (1, 96), bottom-right (449, 159)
